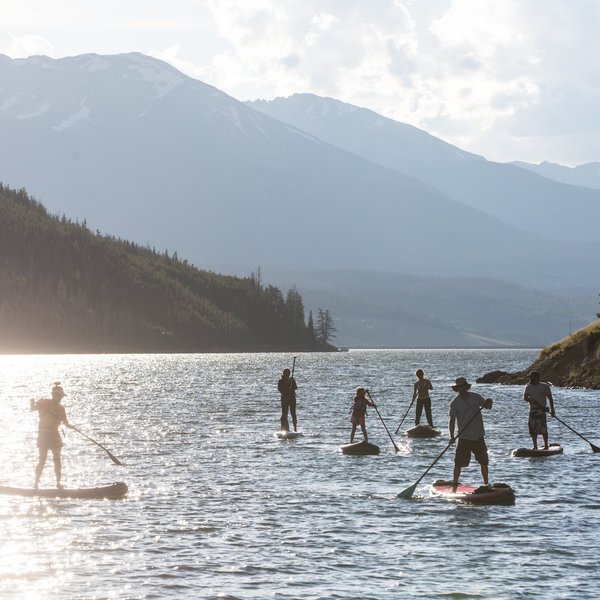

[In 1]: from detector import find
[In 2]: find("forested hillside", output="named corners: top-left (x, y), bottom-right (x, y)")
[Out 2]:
top-left (0, 184), bottom-right (326, 353)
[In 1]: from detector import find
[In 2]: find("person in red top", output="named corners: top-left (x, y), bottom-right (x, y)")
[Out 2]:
top-left (30, 382), bottom-right (73, 489)
top-left (350, 387), bottom-right (376, 443)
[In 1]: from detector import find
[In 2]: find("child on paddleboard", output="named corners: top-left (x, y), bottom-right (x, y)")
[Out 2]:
top-left (30, 382), bottom-right (74, 489)
top-left (350, 387), bottom-right (375, 443)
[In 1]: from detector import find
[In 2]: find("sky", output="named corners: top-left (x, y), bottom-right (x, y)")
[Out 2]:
top-left (1, 0), bottom-right (599, 166)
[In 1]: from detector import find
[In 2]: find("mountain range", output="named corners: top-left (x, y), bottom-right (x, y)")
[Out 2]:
top-left (509, 160), bottom-right (600, 191)
top-left (248, 93), bottom-right (600, 245)
top-left (0, 52), bottom-right (597, 347)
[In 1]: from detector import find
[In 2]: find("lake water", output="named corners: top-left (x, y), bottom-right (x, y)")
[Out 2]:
top-left (1, 349), bottom-right (599, 599)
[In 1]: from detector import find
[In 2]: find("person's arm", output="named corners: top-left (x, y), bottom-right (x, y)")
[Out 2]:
top-left (427, 380), bottom-right (433, 391)
top-left (449, 415), bottom-right (456, 442)
top-left (412, 382), bottom-right (418, 401)
top-left (30, 398), bottom-right (39, 412)
top-left (547, 387), bottom-right (555, 416)
top-left (61, 406), bottom-right (74, 429)
top-left (291, 378), bottom-right (297, 391)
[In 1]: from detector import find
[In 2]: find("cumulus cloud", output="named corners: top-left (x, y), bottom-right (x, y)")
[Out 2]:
top-left (1, 0), bottom-right (599, 164)
top-left (6, 33), bottom-right (54, 58)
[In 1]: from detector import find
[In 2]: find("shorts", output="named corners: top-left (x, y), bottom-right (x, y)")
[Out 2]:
top-left (37, 430), bottom-right (63, 450)
top-left (455, 437), bottom-right (488, 467)
top-left (351, 411), bottom-right (366, 426)
top-left (528, 410), bottom-right (547, 435)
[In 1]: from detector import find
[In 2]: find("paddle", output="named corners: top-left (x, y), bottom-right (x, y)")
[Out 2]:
top-left (366, 390), bottom-right (401, 453)
top-left (398, 405), bottom-right (485, 499)
top-left (70, 425), bottom-right (123, 465)
top-left (547, 408), bottom-right (600, 453)
top-left (394, 397), bottom-right (416, 435)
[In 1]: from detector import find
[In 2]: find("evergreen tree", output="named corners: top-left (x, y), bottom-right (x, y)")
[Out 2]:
top-left (315, 308), bottom-right (337, 346)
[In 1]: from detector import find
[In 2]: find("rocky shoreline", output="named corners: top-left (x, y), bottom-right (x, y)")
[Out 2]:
top-left (477, 320), bottom-right (600, 390)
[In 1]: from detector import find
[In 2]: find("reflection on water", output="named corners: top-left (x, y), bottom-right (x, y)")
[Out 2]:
top-left (1, 350), bottom-right (600, 599)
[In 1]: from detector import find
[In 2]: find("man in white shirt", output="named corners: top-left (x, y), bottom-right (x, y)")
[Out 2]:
top-left (448, 377), bottom-right (493, 490)
top-left (524, 371), bottom-right (555, 450)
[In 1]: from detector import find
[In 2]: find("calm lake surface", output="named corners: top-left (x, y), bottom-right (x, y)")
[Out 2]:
top-left (1, 349), bottom-right (599, 599)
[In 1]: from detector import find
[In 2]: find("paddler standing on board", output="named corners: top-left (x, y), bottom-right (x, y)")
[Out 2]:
top-left (350, 387), bottom-right (376, 443)
top-left (278, 368), bottom-right (298, 432)
top-left (31, 382), bottom-right (74, 489)
top-left (448, 377), bottom-right (493, 492)
top-left (524, 370), bottom-right (556, 450)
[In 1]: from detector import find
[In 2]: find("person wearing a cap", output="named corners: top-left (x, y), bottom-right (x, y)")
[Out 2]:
top-left (523, 371), bottom-right (555, 450)
top-left (278, 368), bottom-right (298, 432)
top-left (448, 377), bottom-right (493, 491)
top-left (30, 382), bottom-right (74, 489)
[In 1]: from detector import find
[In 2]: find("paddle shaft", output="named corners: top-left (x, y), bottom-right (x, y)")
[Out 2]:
top-left (70, 425), bottom-right (123, 465)
top-left (366, 390), bottom-right (400, 453)
top-left (548, 410), bottom-right (600, 453)
top-left (399, 405), bottom-right (484, 498)
top-left (394, 397), bottom-right (416, 435)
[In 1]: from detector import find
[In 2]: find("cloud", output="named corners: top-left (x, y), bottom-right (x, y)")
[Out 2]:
top-left (6, 33), bottom-right (54, 58)
top-left (1, 0), bottom-right (599, 164)
top-left (195, 0), bottom-right (418, 102)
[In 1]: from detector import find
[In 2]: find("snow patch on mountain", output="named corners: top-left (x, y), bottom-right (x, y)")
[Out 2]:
top-left (83, 56), bottom-right (111, 73)
top-left (1, 95), bottom-right (18, 111)
top-left (52, 100), bottom-right (91, 132)
top-left (17, 102), bottom-right (50, 120)
top-left (127, 54), bottom-right (183, 99)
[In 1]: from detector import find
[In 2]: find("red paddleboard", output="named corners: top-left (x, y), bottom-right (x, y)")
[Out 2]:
top-left (430, 480), bottom-right (515, 505)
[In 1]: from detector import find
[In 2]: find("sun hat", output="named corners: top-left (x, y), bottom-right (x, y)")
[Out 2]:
top-left (452, 377), bottom-right (471, 391)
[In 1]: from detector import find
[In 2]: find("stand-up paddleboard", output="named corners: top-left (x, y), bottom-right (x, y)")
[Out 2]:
top-left (511, 444), bottom-right (563, 457)
top-left (339, 440), bottom-right (380, 455)
top-left (0, 482), bottom-right (128, 500)
top-left (275, 431), bottom-right (303, 440)
top-left (430, 480), bottom-right (515, 505)
top-left (405, 425), bottom-right (441, 438)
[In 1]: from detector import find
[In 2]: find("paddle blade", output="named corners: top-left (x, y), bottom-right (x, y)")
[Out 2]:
top-left (106, 452), bottom-right (123, 466)
top-left (397, 483), bottom-right (417, 499)
top-left (591, 443), bottom-right (600, 453)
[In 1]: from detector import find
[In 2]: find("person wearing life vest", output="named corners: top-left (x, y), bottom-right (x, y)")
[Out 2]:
top-left (350, 387), bottom-right (376, 443)
top-left (30, 382), bottom-right (74, 489)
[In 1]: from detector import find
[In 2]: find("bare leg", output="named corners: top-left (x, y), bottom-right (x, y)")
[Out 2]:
top-left (542, 432), bottom-right (549, 449)
top-left (35, 448), bottom-right (48, 488)
top-left (531, 434), bottom-right (538, 450)
top-left (452, 464), bottom-right (461, 491)
top-left (350, 423), bottom-right (357, 443)
top-left (360, 423), bottom-right (368, 443)
top-left (53, 448), bottom-right (63, 488)
top-left (481, 464), bottom-right (489, 486)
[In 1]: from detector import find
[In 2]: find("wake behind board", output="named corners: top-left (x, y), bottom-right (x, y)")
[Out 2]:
top-left (275, 431), bottom-right (303, 440)
top-left (339, 440), bottom-right (380, 455)
top-left (0, 482), bottom-right (128, 500)
top-left (405, 425), bottom-right (441, 438)
top-left (430, 480), bottom-right (515, 505)
top-left (512, 444), bottom-right (563, 457)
